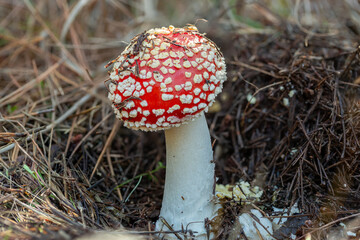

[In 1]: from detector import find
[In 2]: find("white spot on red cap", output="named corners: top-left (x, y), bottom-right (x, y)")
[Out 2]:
top-left (207, 93), bottom-right (215, 102)
top-left (180, 94), bottom-right (193, 104)
top-left (164, 77), bottom-right (172, 84)
top-left (202, 61), bottom-right (210, 68)
top-left (203, 72), bottom-right (209, 79)
top-left (191, 61), bottom-right (198, 67)
top-left (170, 51), bottom-right (177, 58)
top-left (183, 61), bottom-right (191, 68)
top-left (153, 109), bottom-right (165, 116)
top-left (215, 87), bottom-right (222, 95)
top-left (203, 84), bottom-right (209, 91)
top-left (183, 106), bottom-right (198, 114)
top-left (109, 83), bottom-right (117, 92)
top-left (207, 52), bottom-right (215, 62)
top-left (175, 85), bottom-right (182, 91)
top-left (154, 73), bottom-right (164, 82)
top-left (193, 74), bottom-right (202, 83)
top-left (160, 42), bottom-right (170, 50)
top-left (208, 63), bottom-right (216, 73)
top-left (117, 84), bottom-right (124, 93)
top-left (157, 116), bottom-right (165, 123)
top-left (173, 59), bottom-right (181, 69)
top-left (146, 86), bottom-right (153, 93)
top-left (140, 100), bottom-right (148, 107)
top-left (167, 116), bottom-right (180, 123)
top-left (150, 48), bottom-right (159, 55)
top-left (198, 103), bottom-right (207, 109)
top-left (210, 75), bottom-right (217, 84)
top-left (160, 66), bottom-right (168, 74)
top-left (159, 52), bottom-right (169, 59)
top-left (123, 90), bottom-right (132, 97)
top-left (153, 38), bottom-right (162, 45)
top-left (125, 100), bottom-right (135, 109)
top-left (129, 110), bottom-right (138, 118)
top-left (192, 47), bottom-right (200, 53)
top-left (186, 50), bottom-right (194, 57)
top-left (162, 94), bottom-right (174, 101)
top-left (143, 110), bottom-right (150, 116)
top-left (194, 88), bottom-right (201, 95)
top-left (184, 81), bottom-right (192, 91)
top-left (177, 52), bottom-right (185, 59)
top-left (108, 93), bottom-right (115, 101)
top-left (150, 59), bottom-right (160, 68)
top-left (133, 91), bottom-right (140, 98)
top-left (121, 110), bottom-right (129, 118)
top-left (163, 58), bottom-right (173, 67)
top-left (167, 104), bottom-right (181, 113)
top-left (196, 58), bottom-right (204, 63)
top-left (143, 53), bottom-right (150, 60)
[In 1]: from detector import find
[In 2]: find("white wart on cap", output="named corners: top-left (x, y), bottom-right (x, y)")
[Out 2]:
top-left (106, 25), bottom-right (227, 131)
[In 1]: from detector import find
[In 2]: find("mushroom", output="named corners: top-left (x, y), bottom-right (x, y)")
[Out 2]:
top-left (106, 25), bottom-right (226, 239)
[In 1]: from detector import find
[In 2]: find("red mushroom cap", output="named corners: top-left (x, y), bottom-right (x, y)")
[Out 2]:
top-left (106, 25), bottom-right (226, 131)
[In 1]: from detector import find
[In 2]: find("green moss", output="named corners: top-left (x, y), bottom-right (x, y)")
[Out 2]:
top-left (7, 105), bottom-right (18, 114)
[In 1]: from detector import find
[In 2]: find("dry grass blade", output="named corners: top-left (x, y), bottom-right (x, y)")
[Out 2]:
top-left (89, 120), bottom-right (121, 181)
top-left (67, 112), bottom-right (111, 161)
top-left (0, 92), bottom-right (94, 154)
top-left (0, 61), bottom-right (62, 107)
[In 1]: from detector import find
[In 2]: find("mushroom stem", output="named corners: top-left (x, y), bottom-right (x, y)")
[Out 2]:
top-left (156, 113), bottom-right (217, 239)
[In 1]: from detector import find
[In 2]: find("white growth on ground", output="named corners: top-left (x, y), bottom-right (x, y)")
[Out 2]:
top-left (238, 209), bottom-right (274, 240)
top-left (215, 180), bottom-right (263, 203)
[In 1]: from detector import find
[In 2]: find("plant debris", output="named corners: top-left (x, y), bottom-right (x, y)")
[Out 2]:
top-left (0, 1), bottom-right (360, 240)
top-left (213, 26), bottom-right (360, 240)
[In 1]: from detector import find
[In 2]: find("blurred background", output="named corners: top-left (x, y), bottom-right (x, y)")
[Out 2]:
top-left (1, 0), bottom-right (360, 76)
top-left (1, 0), bottom-right (360, 87)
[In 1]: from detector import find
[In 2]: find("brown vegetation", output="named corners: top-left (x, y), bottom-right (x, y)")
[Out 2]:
top-left (0, 1), bottom-right (359, 239)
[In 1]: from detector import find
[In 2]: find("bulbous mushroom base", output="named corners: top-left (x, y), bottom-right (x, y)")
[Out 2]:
top-left (155, 204), bottom-right (219, 240)
top-left (155, 114), bottom-right (219, 239)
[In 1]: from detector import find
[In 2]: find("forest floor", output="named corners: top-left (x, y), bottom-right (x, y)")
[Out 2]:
top-left (0, 1), bottom-right (360, 239)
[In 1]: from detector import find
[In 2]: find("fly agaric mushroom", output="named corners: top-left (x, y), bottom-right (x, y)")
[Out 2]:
top-left (106, 25), bottom-right (226, 239)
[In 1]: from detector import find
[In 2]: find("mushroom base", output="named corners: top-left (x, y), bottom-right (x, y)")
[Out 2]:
top-left (155, 114), bottom-right (218, 239)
